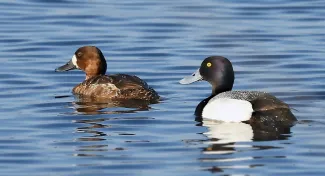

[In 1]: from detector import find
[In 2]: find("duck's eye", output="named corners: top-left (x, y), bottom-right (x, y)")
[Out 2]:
top-left (206, 62), bottom-right (212, 67)
top-left (77, 52), bottom-right (83, 57)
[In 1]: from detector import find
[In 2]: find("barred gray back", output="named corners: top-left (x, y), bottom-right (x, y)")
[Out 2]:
top-left (214, 91), bottom-right (273, 101)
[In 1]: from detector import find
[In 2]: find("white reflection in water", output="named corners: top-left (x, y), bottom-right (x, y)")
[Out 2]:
top-left (202, 120), bottom-right (253, 155)
top-left (203, 120), bottom-right (253, 143)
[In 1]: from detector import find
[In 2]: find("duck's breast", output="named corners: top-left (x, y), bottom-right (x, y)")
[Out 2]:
top-left (72, 75), bottom-right (120, 97)
top-left (202, 97), bottom-right (253, 122)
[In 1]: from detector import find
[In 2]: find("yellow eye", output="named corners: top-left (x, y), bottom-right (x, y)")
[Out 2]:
top-left (207, 62), bottom-right (212, 67)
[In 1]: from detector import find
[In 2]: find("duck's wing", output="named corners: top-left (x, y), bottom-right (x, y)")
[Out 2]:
top-left (107, 74), bottom-right (150, 90)
top-left (73, 75), bottom-right (159, 102)
top-left (249, 92), bottom-right (290, 111)
top-left (108, 74), bottom-right (159, 102)
top-left (245, 92), bottom-right (297, 133)
top-left (80, 74), bottom-right (149, 89)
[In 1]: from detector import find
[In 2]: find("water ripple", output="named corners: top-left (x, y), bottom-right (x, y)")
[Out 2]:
top-left (0, 0), bottom-right (325, 175)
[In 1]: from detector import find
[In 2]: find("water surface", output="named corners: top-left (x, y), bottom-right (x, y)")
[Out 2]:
top-left (1, 0), bottom-right (325, 175)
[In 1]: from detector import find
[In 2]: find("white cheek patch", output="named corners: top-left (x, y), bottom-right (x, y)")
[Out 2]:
top-left (202, 98), bottom-right (253, 122)
top-left (71, 54), bottom-right (79, 68)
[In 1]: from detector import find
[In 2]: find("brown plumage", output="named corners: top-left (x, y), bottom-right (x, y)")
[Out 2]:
top-left (55, 46), bottom-right (159, 103)
top-left (72, 74), bottom-right (159, 102)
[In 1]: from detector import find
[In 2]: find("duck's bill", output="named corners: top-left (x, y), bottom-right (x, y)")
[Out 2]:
top-left (55, 60), bottom-right (76, 72)
top-left (179, 68), bottom-right (203, 84)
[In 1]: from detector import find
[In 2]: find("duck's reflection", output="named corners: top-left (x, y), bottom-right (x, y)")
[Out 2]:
top-left (55, 94), bottom-right (156, 115)
top-left (72, 117), bottom-right (108, 157)
top-left (55, 95), bottom-right (157, 158)
top-left (72, 115), bottom-right (135, 158)
top-left (203, 120), bottom-right (254, 143)
top-left (201, 120), bottom-right (253, 154)
top-left (198, 117), bottom-right (295, 173)
top-left (72, 95), bottom-right (156, 115)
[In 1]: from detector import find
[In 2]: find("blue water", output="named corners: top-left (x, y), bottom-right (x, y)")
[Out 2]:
top-left (1, 0), bottom-right (325, 175)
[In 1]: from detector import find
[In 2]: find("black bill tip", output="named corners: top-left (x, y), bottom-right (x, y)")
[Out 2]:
top-left (55, 60), bottom-right (77, 72)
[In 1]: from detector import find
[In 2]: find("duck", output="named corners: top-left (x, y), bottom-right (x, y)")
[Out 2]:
top-left (179, 56), bottom-right (297, 126)
top-left (55, 46), bottom-right (159, 102)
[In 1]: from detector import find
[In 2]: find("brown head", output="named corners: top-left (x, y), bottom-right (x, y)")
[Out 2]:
top-left (55, 46), bottom-right (107, 80)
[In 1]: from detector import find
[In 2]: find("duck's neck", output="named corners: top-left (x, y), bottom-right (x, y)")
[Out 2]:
top-left (85, 75), bottom-right (92, 80)
top-left (85, 74), bottom-right (102, 80)
top-left (212, 84), bottom-right (233, 95)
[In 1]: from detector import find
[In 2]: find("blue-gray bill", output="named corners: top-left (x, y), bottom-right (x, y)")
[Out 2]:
top-left (179, 68), bottom-right (203, 84)
top-left (55, 60), bottom-right (76, 72)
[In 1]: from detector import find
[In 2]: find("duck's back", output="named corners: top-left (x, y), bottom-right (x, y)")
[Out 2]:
top-left (214, 91), bottom-right (290, 111)
top-left (73, 74), bottom-right (159, 102)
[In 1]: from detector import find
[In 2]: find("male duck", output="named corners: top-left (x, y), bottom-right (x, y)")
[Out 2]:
top-left (180, 56), bottom-right (297, 124)
top-left (55, 46), bottom-right (159, 102)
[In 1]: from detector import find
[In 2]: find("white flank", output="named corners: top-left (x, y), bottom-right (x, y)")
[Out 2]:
top-left (202, 98), bottom-right (253, 122)
top-left (71, 54), bottom-right (79, 68)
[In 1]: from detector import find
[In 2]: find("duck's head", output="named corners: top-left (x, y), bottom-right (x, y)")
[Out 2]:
top-left (180, 56), bottom-right (234, 95)
top-left (55, 46), bottom-right (107, 80)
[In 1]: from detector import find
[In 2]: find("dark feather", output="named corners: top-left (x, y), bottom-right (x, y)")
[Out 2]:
top-left (72, 74), bottom-right (159, 102)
